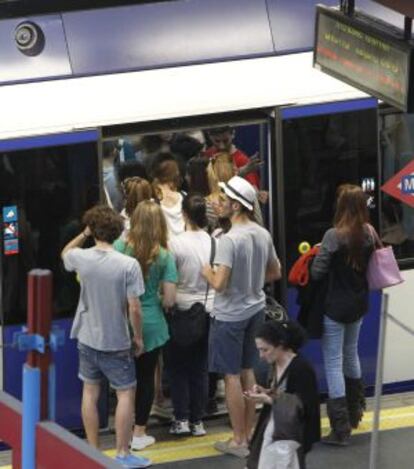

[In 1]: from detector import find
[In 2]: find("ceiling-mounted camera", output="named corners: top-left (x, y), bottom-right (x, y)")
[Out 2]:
top-left (15, 21), bottom-right (45, 57)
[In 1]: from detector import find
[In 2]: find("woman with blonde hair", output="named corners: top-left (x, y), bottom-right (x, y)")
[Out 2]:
top-left (311, 184), bottom-right (375, 446)
top-left (114, 200), bottom-right (178, 451)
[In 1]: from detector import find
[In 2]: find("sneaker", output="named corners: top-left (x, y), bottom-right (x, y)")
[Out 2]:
top-left (169, 420), bottom-right (191, 435)
top-left (115, 453), bottom-right (152, 468)
top-left (131, 434), bottom-right (156, 451)
top-left (191, 421), bottom-right (207, 436)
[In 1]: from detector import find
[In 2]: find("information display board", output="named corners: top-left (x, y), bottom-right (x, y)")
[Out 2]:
top-left (314, 6), bottom-right (414, 112)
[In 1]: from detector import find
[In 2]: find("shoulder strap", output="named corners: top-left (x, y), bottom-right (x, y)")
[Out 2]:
top-left (275, 356), bottom-right (297, 390)
top-left (209, 236), bottom-right (216, 266)
top-left (204, 236), bottom-right (216, 306)
top-left (367, 224), bottom-right (382, 249)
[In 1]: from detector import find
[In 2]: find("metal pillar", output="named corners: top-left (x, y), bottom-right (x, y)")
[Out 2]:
top-left (369, 293), bottom-right (389, 469)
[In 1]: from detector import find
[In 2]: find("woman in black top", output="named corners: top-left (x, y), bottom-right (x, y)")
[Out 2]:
top-left (311, 184), bottom-right (375, 446)
top-left (246, 320), bottom-right (320, 469)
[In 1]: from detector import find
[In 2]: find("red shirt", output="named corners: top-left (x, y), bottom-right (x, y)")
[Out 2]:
top-left (204, 147), bottom-right (260, 188)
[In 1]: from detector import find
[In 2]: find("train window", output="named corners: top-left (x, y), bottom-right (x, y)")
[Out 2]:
top-left (0, 142), bottom-right (99, 326)
top-left (282, 108), bottom-right (379, 272)
top-left (380, 112), bottom-right (414, 263)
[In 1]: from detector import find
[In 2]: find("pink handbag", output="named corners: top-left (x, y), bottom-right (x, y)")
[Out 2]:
top-left (366, 225), bottom-right (404, 290)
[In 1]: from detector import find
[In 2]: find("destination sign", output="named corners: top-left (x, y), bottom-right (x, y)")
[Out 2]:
top-left (314, 6), bottom-right (414, 112)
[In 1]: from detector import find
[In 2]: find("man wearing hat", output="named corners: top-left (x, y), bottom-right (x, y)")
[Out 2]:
top-left (202, 176), bottom-right (281, 458)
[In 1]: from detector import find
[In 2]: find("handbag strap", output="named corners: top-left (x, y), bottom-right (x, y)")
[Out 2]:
top-left (367, 223), bottom-right (383, 249)
top-left (203, 236), bottom-right (216, 306)
top-left (272, 355), bottom-right (296, 390)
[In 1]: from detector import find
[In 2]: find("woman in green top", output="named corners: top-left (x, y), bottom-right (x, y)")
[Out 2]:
top-left (114, 200), bottom-right (177, 451)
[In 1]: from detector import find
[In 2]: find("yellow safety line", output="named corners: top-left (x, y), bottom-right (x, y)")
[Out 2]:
top-left (1, 406), bottom-right (414, 468)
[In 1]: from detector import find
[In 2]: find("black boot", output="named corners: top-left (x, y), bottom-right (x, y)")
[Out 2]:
top-left (345, 377), bottom-right (366, 429)
top-left (323, 397), bottom-right (351, 446)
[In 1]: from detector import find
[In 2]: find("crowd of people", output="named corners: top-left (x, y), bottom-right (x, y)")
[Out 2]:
top-left (61, 126), bottom-right (376, 469)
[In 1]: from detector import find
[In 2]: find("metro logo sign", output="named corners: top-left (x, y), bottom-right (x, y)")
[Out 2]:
top-left (381, 159), bottom-right (414, 207)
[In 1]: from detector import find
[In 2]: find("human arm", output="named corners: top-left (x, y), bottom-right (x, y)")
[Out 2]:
top-left (160, 250), bottom-right (178, 310)
top-left (61, 226), bottom-right (91, 260)
top-left (265, 238), bottom-right (282, 283)
top-left (310, 229), bottom-right (338, 280)
top-left (128, 296), bottom-right (144, 356)
top-left (162, 282), bottom-right (176, 309)
top-left (202, 264), bottom-right (231, 293)
top-left (266, 258), bottom-right (282, 283)
top-left (243, 388), bottom-right (273, 405)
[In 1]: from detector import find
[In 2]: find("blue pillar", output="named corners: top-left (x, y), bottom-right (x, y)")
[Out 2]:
top-left (22, 364), bottom-right (40, 469)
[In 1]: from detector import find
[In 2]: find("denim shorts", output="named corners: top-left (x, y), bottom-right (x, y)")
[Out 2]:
top-left (208, 309), bottom-right (265, 375)
top-left (78, 342), bottom-right (136, 390)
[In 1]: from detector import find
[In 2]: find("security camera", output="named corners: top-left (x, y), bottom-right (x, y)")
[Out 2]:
top-left (15, 21), bottom-right (45, 56)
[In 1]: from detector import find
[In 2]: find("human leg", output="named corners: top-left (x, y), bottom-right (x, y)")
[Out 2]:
top-left (81, 383), bottom-right (101, 448)
top-left (167, 340), bottom-right (191, 422)
top-left (321, 316), bottom-right (351, 445)
top-left (77, 343), bottom-right (104, 448)
top-left (224, 373), bottom-right (248, 445)
top-left (343, 319), bottom-right (365, 428)
top-left (209, 317), bottom-right (251, 453)
top-left (133, 347), bottom-right (161, 439)
top-left (321, 316), bottom-right (346, 399)
top-left (189, 337), bottom-right (208, 426)
top-left (240, 368), bottom-right (257, 440)
top-left (240, 311), bottom-right (264, 439)
top-left (115, 387), bottom-right (136, 455)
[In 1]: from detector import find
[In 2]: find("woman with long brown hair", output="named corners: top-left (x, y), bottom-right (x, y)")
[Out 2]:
top-left (151, 154), bottom-right (185, 238)
top-left (114, 200), bottom-right (178, 451)
top-left (120, 176), bottom-right (153, 237)
top-left (311, 184), bottom-right (375, 446)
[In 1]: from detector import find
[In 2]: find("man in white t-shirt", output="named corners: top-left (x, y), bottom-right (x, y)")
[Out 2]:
top-left (202, 176), bottom-right (281, 458)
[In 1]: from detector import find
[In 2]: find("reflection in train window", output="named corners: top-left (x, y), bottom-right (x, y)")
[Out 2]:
top-left (0, 143), bottom-right (99, 325)
top-left (103, 123), bottom-right (269, 223)
top-left (282, 109), bottom-right (379, 272)
top-left (380, 113), bottom-right (414, 262)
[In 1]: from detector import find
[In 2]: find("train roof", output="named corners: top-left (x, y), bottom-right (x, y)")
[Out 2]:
top-left (0, 52), bottom-right (368, 141)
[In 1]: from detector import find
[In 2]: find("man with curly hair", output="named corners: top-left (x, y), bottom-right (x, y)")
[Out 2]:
top-left (61, 205), bottom-right (150, 468)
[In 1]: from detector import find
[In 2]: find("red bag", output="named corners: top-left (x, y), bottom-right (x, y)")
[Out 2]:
top-left (288, 246), bottom-right (320, 287)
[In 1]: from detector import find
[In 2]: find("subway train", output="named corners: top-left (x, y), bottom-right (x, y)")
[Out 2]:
top-left (0, 0), bottom-right (413, 431)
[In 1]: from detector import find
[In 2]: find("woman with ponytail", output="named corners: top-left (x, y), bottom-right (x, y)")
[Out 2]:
top-left (311, 184), bottom-right (375, 446)
top-left (246, 320), bottom-right (320, 469)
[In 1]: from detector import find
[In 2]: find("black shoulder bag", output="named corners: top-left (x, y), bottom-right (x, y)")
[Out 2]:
top-left (168, 237), bottom-right (216, 347)
top-left (271, 360), bottom-right (304, 443)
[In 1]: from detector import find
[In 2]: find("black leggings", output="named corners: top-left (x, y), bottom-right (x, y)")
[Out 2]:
top-left (134, 347), bottom-right (161, 426)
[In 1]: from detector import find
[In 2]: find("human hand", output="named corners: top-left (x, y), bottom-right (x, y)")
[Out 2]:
top-left (133, 336), bottom-right (144, 357)
top-left (201, 264), bottom-right (212, 279)
top-left (238, 153), bottom-right (263, 177)
top-left (243, 390), bottom-right (272, 405)
top-left (257, 191), bottom-right (269, 204)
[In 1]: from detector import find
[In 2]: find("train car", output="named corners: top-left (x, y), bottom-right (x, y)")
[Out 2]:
top-left (0, 0), bottom-right (413, 431)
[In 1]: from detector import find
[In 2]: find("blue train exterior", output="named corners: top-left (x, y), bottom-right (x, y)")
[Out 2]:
top-left (0, 0), bottom-right (413, 431)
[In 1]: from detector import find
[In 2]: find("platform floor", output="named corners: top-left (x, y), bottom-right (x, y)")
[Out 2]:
top-left (1, 392), bottom-right (414, 468)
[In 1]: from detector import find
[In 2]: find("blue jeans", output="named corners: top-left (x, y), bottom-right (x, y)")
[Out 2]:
top-left (322, 316), bottom-right (363, 399)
